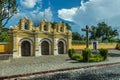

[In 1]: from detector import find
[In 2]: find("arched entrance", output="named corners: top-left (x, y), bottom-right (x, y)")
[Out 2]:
top-left (21, 41), bottom-right (31, 56)
top-left (41, 41), bottom-right (49, 55)
top-left (58, 41), bottom-right (64, 54)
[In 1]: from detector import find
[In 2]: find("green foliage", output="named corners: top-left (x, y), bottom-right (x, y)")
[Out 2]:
top-left (0, 28), bottom-right (9, 42)
top-left (0, 31), bottom-right (9, 42)
top-left (72, 32), bottom-right (85, 40)
top-left (72, 53), bottom-right (83, 61)
top-left (68, 49), bottom-right (75, 59)
top-left (68, 48), bottom-right (108, 62)
top-left (117, 39), bottom-right (120, 43)
top-left (116, 44), bottom-right (120, 50)
top-left (0, 0), bottom-right (17, 28)
top-left (72, 40), bottom-right (85, 45)
top-left (90, 22), bottom-right (119, 42)
top-left (89, 53), bottom-right (103, 62)
top-left (99, 48), bottom-right (108, 60)
top-left (82, 48), bottom-right (92, 62)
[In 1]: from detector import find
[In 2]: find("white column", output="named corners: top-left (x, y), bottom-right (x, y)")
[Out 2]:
top-left (18, 37), bottom-right (22, 58)
top-left (53, 37), bottom-right (58, 55)
top-left (68, 38), bottom-right (71, 49)
top-left (66, 35), bottom-right (71, 54)
top-left (35, 34), bottom-right (41, 56)
top-left (38, 38), bottom-right (42, 56)
top-left (13, 34), bottom-right (18, 58)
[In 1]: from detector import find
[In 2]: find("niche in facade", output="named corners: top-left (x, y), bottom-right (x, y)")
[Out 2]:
top-left (44, 25), bottom-right (48, 31)
top-left (60, 27), bottom-right (63, 32)
top-left (24, 23), bottom-right (29, 30)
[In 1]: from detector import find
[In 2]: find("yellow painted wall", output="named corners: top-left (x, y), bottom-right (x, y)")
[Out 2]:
top-left (0, 43), bottom-right (10, 53)
top-left (72, 43), bottom-right (117, 50)
top-left (0, 43), bottom-right (117, 53)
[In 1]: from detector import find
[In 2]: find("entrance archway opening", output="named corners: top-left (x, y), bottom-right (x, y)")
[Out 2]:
top-left (41, 41), bottom-right (49, 55)
top-left (58, 41), bottom-right (64, 54)
top-left (21, 41), bottom-right (31, 56)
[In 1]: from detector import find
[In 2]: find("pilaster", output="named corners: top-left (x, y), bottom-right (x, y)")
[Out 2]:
top-left (13, 34), bottom-right (18, 58)
top-left (38, 38), bottom-right (42, 56)
top-left (53, 36), bottom-right (58, 55)
top-left (35, 33), bottom-right (41, 56)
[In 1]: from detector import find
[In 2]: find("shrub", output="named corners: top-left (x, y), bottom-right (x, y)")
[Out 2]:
top-left (89, 54), bottom-right (103, 62)
top-left (72, 53), bottom-right (83, 61)
top-left (116, 44), bottom-right (120, 50)
top-left (99, 48), bottom-right (108, 60)
top-left (68, 49), bottom-right (75, 59)
top-left (82, 48), bottom-right (92, 62)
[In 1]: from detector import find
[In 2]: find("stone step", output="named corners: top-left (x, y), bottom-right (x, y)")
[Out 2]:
top-left (0, 54), bottom-right (13, 60)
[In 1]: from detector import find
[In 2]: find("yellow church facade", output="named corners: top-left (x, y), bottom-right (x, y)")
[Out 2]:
top-left (9, 18), bottom-right (72, 58)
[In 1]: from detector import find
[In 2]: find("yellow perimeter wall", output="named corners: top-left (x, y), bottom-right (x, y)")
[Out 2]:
top-left (0, 43), bottom-right (11, 54)
top-left (72, 43), bottom-right (117, 50)
top-left (0, 43), bottom-right (117, 54)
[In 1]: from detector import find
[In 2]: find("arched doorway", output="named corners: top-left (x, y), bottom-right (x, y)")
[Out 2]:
top-left (21, 41), bottom-right (31, 56)
top-left (58, 41), bottom-right (64, 54)
top-left (41, 41), bottom-right (49, 55)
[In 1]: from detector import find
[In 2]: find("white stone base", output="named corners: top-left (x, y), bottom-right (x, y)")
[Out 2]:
top-left (35, 50), bottom-right (41, 56)
top-left (53, 49), bottom-right (58, 55)
top-left (13, 51), bottom-right (21, 58)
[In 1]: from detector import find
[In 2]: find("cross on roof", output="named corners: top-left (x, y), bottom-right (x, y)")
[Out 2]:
top-left (81, 25), bottom-right (92, 48)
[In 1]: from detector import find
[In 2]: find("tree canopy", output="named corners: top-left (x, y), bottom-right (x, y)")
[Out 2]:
top-left (0, 27), bottom-right (9, 42)
top-left (72, 32), bottom-right (85, 40)
top-left (90, 22), bottom-right (119, 42)
top-left (0, 0), bottom-right (17, 30)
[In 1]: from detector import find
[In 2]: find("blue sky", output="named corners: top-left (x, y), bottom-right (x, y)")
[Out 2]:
top-left (5, 0), bottom-right (120, 36)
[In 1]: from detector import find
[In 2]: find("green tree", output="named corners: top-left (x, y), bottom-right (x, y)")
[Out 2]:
top-left (90, 22), bottom-right (119, 42)
top-left (72, 32), bottom-right (83, 40)
top-left (90, 26), bottom-right (97, 40)
top-left (0, 30), bottom-right (9, 42)
top-left (0, 0), bottom-right (17, 30)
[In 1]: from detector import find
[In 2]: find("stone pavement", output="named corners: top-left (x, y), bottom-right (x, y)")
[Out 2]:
top-left (0, 50), bottom-right (120, 79)
top-left (28, 64), bottom-right (120, 80)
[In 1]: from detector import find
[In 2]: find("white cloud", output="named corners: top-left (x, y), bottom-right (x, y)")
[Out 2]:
top-left (58, 8), bottom-right (77, 21)
top-left (44, 7), bottom-right (53, 21)
top-left (8, 7), bottom-right (53, 27)
top-left (58, 0), bottom-right (120, 30)
top-left (29, 7), bottom-right (53, 25)
top-left (20, 0), bottom-right (42, 8)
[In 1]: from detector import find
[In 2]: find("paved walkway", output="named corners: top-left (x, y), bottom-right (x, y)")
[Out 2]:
top-left (28, 64), bottom-right (120, 80)
top-left (0, 50), bottom-right (120, 79)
